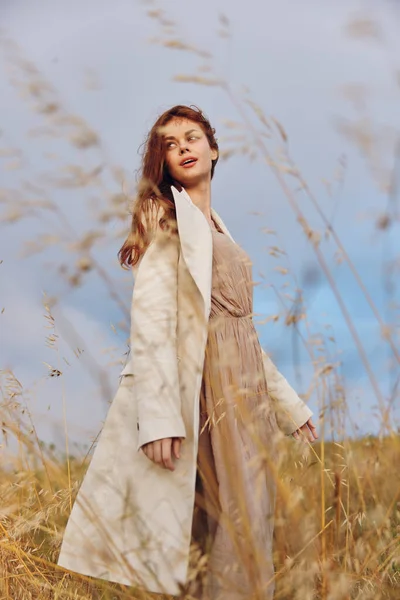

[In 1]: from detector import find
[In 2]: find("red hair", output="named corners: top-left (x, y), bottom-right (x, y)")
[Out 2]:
top-left (118, 105), bottom-right (219, 269)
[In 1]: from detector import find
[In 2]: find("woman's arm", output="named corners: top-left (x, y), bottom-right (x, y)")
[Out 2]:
top-left (130, 206), bottom-right (185, 452)
top-left (261, 349), bottom-right (314, 435)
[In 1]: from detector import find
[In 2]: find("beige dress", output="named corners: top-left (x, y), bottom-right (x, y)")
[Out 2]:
top-left (190, 219), bottom-right (279, 600)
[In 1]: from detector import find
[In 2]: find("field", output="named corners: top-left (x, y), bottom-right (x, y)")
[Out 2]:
top-left (0, 412), bottom-right (399, 598)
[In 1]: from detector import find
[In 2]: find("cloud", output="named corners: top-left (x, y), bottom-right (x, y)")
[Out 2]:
top-left (1, 0), bottom-right (399, 445)
top-left (1, 263), bottom-right (129, 449)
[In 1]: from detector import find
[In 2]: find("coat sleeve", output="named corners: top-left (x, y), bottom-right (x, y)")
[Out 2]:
top-left (261, 348), bottom-right (313, 435)
top-left (130, 206), bottom-right (185, 451)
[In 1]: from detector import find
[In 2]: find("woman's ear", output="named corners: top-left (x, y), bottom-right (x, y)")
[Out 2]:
top-left (211, 148), bottom-right (218, 161)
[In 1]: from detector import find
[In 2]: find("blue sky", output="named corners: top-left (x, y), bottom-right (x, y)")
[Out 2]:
top-left (1, 0), bottom-right (399, 451)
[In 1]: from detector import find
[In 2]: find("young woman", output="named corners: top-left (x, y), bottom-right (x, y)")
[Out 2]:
top-left (58, 105), bottom-right (318, 599)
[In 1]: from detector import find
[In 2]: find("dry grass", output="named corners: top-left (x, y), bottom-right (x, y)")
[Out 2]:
top-left (0, 406), bottom-right (399, 599)
top-left (1, 4), bottom-right (400, 599)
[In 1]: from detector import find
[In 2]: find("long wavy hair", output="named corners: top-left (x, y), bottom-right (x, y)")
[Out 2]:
top-left (118, 105), bottom-right (219, 269)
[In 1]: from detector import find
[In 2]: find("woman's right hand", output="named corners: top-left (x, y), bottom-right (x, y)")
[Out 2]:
top-left (141, 437), bottom-right (183, 471)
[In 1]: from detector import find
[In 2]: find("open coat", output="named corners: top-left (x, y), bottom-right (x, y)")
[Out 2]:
top-left (57, 185), bottom-right (313, 596)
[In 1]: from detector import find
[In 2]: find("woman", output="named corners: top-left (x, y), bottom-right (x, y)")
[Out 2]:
top-left (57, 105), bottom-right (318, 599)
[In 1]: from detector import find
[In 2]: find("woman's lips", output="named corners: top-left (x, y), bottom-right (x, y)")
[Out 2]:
top-left (180, 159), bottom-right (198, 168)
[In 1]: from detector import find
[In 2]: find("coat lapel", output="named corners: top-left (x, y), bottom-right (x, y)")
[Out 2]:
top-left (171, 185), bottom-right (235, 319)
top-left (211, 207), bottom-right (235, 243)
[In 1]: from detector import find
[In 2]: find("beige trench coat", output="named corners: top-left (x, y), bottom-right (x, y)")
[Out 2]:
top-left (57, 185), bottom-right (313, 595)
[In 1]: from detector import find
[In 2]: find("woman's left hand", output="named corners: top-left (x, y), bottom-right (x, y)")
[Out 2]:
top-left (292, 418), bottom-right (318, 442)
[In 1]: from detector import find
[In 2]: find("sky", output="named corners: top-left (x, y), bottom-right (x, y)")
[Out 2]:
top-left (1, 0), bottom-right (400, 454)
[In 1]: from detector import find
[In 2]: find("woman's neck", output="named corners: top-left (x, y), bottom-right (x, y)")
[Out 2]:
top-left (185, 180), bottom-right (212, 223)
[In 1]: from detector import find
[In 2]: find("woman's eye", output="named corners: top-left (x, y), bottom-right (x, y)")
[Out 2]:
top-left (165, 136), bottom-right (198, 149)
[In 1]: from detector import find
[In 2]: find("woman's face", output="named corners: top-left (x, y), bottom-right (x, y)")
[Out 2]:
top-left (161, 117), bottom-right (218, 187)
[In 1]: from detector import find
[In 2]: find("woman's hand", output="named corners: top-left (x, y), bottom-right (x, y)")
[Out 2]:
top-left (292, 418), bottom-right (318, 443)
top-left (142, 437), bottom-right (183, 471)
